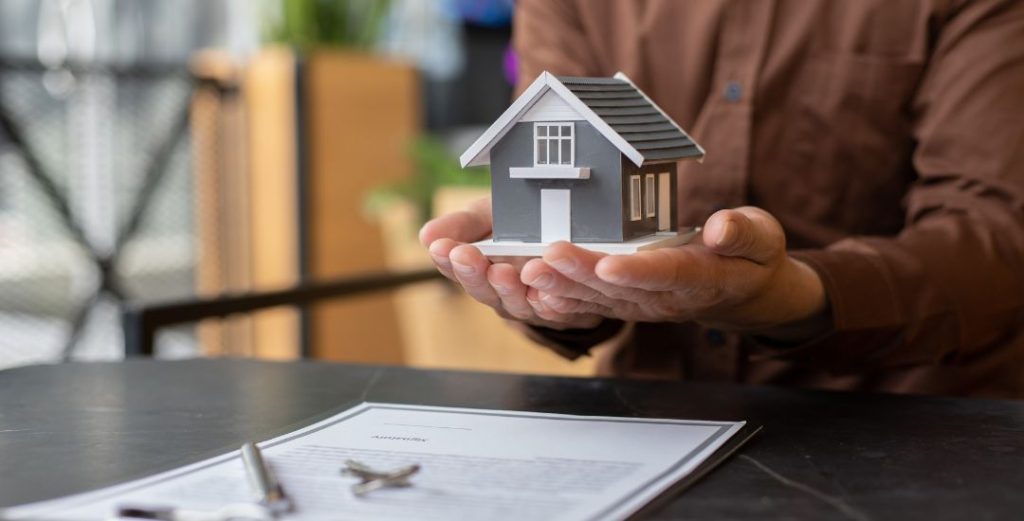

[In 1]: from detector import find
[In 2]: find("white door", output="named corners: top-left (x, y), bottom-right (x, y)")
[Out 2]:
top-left (541, 189), bottom-right (571, 242)
top-left (658, 173), bottom-right (671, 231)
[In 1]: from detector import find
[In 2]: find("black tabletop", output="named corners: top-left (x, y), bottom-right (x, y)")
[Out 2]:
top-left (0, 359), bottom-right (1021, 520)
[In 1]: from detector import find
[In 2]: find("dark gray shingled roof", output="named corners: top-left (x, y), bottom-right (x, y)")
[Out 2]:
top-left (557, 76), bottom-right (704, 163)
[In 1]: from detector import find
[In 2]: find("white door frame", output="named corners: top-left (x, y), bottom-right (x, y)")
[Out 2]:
top-left (540, 189), bottom-right (571, 242)
top-left (657, 172), bottom-right (671, 231)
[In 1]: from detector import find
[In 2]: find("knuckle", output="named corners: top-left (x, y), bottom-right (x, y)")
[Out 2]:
top-left (570, 282), bottom-right (596, 301)
top-left (506, 304), bottom-right (535, 321)
top-left (651, 300), bottom-right (683, 318)
top-left (616, 303), bottom-right (648, 322)
top-left (535, 306), bottom-right (563, 322)
top-left (678, 283), bottom-right (722, 305)
top-left (545, 296), bottom-right (576, 313)
top-left (599, 281), bottom-right (636, 300)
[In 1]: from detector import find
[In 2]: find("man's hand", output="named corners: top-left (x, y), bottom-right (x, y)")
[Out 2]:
top-left (419, 198), bottom-right (603, 330)
top-left (422, 200), bottom-right (829, 340)
top-left (522, 206), bottom-right (829, 339)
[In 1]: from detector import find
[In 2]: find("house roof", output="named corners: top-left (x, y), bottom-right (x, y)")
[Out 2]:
top-left (459, 71), bottom-right (705, 168)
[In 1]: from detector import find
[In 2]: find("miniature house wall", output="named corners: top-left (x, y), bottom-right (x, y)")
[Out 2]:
top-left (461, 72), bottom-right (703, 252)
top-left (492, 119), bottom-right (627, 242)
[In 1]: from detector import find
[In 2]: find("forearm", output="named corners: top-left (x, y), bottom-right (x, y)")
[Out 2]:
top-left (706, 256), bottom-right (831, 343)
top-left (761, 209), bottom-right (1024, 372)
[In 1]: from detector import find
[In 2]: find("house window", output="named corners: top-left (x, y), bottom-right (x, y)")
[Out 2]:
top-left (534, 123), bottom-right (574, 166)
top-left (645, 174), bottom-right (656, 218)
top-left (630, 175), bottom-right (642, 221)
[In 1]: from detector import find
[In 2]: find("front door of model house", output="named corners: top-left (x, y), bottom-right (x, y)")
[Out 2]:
top-left (540, 189), bottom-right (571, 242)
top-left (657, 172), bottom-right (671, 231)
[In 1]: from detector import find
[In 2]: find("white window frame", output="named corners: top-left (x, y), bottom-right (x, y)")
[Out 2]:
top-left (533, 122), bottom-right (575, 166)
top-left (629, 175), bottom-right (642, 221)
top-left (645, 174), bottom-right (656, 218)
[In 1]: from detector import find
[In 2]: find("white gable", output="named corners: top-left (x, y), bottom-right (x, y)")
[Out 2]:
top-left (521, 90), bottom-right (584, 122)
top-left (460, 72), bottom-right (645, 168)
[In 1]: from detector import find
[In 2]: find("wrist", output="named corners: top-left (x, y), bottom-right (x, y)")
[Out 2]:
top-left (753, 257), bottom-right (831, 341)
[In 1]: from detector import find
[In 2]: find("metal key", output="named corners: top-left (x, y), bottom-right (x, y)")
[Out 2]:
top-left (340, 459), bottom-right (421, 497)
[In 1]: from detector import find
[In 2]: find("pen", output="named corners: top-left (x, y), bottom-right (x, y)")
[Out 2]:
top-left (240, 442), bottom-right (294, 516)
top-left (116, 502), bottom-right (273, 521)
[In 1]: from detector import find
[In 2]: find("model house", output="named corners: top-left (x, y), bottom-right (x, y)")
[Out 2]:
top-left (460, 71), bottom-right (705, 255)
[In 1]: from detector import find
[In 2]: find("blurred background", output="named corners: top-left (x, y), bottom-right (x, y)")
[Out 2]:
top-left (0, 0), bottom-right (595, 375)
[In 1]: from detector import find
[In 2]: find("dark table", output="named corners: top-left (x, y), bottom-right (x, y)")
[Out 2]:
top-left (0, 360), bottom-right (1021, 520)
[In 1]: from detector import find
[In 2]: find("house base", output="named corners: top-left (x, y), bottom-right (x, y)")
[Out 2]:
top-left (474, 228), bottom-right (701, 257)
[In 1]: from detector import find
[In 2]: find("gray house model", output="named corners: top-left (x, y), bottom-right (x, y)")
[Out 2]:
top-left (460, 71), bottom-right (705, 256)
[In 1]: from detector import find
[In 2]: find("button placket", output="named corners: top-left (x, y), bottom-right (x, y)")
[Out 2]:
top-left (686, 1), bottom-right (777, 379)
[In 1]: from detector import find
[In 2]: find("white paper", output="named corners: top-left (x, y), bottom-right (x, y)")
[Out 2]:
top-left (3, 403), bottom-right (745, 521)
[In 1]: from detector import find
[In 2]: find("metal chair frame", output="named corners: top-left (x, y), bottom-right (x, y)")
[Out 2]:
top-left (121, 269), bottom-right (443, 357)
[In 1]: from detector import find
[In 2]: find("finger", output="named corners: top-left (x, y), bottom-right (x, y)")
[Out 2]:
top-left (427, 238), bottom-right (464, 281)
top-left (449, 244), bottom-right (501, 308)
top-left (525, 287), bottom-right (603, 327)
top-left (701, 207), bottom-right (785, 265)
top-left (487, 263), bottom-right (534, 320)
top-left (537, 293), bottom-right (616, 317)
top-left (538, 313), bottom-right (604, 330)
top-left (418, 198), bottom-right (493, 247)
top-left (520, 257), bottom-right (609, 303)
top-left (595, 246), bottom-right (722, 293)
top-left (541, 242), bottom-right (654, 303)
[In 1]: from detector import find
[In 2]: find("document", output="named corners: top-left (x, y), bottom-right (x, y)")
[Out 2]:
top-left (4, 403), bottom-right (747, 521)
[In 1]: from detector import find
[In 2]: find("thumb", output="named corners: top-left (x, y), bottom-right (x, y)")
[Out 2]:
top-left (418, 197), bottom-right (493, 247)
top-left (702, 207), bottom-right (786, 265)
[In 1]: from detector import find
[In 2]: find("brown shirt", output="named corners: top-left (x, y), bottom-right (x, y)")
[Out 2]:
top-left (514, 0), bottom-right (1024, 398)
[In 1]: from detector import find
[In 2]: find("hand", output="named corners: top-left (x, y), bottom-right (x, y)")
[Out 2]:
top-left (419, 198), bottom-right (604, 330)
top-left (519, 207), bottom-right (829, 340)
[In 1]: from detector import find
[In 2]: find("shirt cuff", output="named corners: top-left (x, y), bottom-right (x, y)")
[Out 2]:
top-left (524, 319), bottom-right (626, 360)
top-left (790, 247), bottom-right (904, 331)
top-left (747, 248), bottom-right (909, 373)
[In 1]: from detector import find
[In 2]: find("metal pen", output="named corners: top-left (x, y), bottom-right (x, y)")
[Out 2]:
top-left (240, 442), bottom-right (294, 516)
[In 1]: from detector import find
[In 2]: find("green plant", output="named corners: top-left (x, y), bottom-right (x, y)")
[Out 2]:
top-left (367, 135), bottom-right (491, 225)
top-left (265, 0), bottom-right (392, 50)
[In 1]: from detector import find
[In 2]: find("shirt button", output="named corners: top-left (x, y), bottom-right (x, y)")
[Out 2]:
top-left (723, 81), bottom-right (743, 102)
top-left (706, 329), bottom-right (726, 347)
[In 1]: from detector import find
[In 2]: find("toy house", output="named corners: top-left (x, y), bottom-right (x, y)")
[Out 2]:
top-left (460, 71), bottom-right (705, 255)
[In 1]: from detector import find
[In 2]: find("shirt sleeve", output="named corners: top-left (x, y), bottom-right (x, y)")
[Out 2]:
top-left (518, 320), bottom-right (627, 360)
top-left (513, 0), bottom-right (598, 93)
top-left (774, 0), bottom-right (1024, 372)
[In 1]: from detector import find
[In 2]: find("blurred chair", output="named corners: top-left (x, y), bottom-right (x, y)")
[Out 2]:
top-left (0, 56), bottom-right (219, 363)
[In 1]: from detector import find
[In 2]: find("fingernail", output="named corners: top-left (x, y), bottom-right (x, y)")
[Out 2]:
top-left (492, 283), bottom-right (511, 295)
top-left (549, 256), bottom-right (577, 273)
top-left (528, 273), bottom-right (553, 289)
top-left (452, 262), bottom-right (476, 275)
top-left (716, 220), bottom-right (736, 247)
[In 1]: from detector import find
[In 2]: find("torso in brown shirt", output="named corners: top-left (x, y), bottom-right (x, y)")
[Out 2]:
top-left (515, 0), bottom-right (1024, 398)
